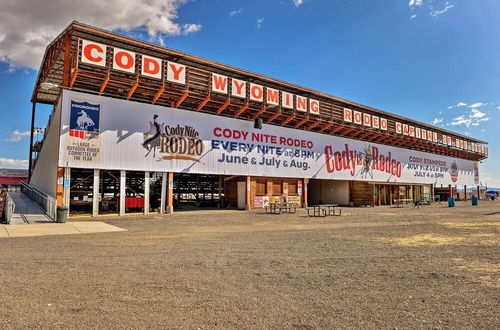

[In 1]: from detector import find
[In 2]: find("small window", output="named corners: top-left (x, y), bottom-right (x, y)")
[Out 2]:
top-left (256, 180), bottom-right (267, 195)
top-left (272, 181), bottom-right (282, 195)
top-left (288, 181), bottom-right (297, 195)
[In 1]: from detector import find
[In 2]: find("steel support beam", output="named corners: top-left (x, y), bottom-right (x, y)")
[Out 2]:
top-left (152, 86), bottom-right (165, 104)
top-left (266, 111), bottom-right (281, 123)
top-left (293, 116), bottom-right (309, 128)
top-left (280, 113), bottom-right (296, 126)
top-left (126, 80), bottom-right (139, 100)
top-left (196, 95), bottom-right (211, 111)
top-left (216, 99), bottom-right (231, 114)
top-left (175, 91), bottom-right (189, 108)
top-left (234, 103), bottom-right (249, 118)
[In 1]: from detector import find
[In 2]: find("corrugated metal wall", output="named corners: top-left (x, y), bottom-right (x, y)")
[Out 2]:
top-left (30, 99), bottom-right (62, 198)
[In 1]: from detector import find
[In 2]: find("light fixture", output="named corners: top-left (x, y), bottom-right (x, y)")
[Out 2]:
top-left (39, 82), bottom-right (60, 90)
top-left (254, 117), bottom-right (263, 129)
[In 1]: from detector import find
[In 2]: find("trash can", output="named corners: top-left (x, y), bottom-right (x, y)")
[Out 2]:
top-left (471, 197), bottom-right (478, 206)
top-left (56, 206), bottom-right (69, 223)
top-left (447, 197), bottom-right (455, 207)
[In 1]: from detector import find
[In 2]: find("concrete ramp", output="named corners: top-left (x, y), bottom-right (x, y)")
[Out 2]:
top-left (7, 191), bottom-right (53, 224)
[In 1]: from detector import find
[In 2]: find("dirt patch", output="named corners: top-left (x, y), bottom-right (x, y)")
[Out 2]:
top-left (0, 200), bottom-right (499, 329)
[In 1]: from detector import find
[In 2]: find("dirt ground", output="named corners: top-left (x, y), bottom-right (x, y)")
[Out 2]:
top-left (1, 200), bottom-right (499, 329)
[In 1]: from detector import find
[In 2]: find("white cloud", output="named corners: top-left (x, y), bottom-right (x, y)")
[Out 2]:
top-left (430, 2), bottom-right (454, 17)
top-left (447, 102), bottom-right (467, 109)
top-left (431, 118), bottom-right (444, 125)
top-left (409, 1), bottom-right (454, 18)
top-left (257, 18), bottom-right (264, 29)
top-left (230, 8), bottom-right (243, 16)
top-left (470, 109), bottom-right (486, 118)
top-left (5, 130), bottom-right (39, 142)
top-left (450, 115), bottom-right (471, 127)
top-left (0, 157), bottom-right (28, 167)
top-left (409, 0), bottom-right (423, 8)
top-left (293, 0), bottom-right (304, 7)
top-left (449, 109), bottom-right (490, 127)
top-left (469, 102), bottom-right (487, 108)
top-left (0, 0), bottom-right (202, 70)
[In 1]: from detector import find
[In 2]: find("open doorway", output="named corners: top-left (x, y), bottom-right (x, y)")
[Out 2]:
top-left (99, 170), bottom-right (120, 215)
top-left (69, 168), bottom-right (94, 216)
top-left (173, 173), bottom-right (226, 210)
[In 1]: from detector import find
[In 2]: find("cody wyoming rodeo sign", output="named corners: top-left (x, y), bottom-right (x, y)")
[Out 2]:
top-left (58, 91), bottom-right (478, 186)
top-left (65, 99), bottom-right (101, 163)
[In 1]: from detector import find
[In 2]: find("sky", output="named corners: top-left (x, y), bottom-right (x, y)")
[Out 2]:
top-left (0, 0), bottom-right (498, 186)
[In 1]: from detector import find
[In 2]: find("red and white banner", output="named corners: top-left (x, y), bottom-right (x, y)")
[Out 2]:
top-left (59, 90), bottom-right (478, 186)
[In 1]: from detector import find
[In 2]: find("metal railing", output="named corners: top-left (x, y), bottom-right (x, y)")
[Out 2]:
top-left (20, 181), bottom-right (56, 220)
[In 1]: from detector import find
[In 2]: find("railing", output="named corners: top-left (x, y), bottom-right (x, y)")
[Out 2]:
top-left (4, 194), bottom-right (15, 224)
top-left (20, 181), bottom-right (56, 220)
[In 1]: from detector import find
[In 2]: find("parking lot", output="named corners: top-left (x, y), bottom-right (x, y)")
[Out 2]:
top-left (1, 201), bottom-right (499, 329)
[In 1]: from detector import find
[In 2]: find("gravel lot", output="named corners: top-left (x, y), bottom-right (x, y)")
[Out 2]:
top-left (1, 201), bottom-right (499, 329)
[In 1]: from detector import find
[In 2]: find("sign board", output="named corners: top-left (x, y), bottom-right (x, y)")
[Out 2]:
top-left (59, 91), bottom-right (479, 186)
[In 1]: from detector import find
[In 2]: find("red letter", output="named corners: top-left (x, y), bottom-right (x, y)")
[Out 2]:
top-left (170, 64), bottom-right (185, 81)
top-left (84, 44), bottom-right (104, 63)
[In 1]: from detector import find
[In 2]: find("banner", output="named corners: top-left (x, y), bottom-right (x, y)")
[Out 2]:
top-left (65, 99), bottom-right (101, 163)
top-left (59, 91), bottom-right (478, 186)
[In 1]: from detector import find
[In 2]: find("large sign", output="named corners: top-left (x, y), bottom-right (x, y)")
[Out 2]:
top-left (65, 99), bottom-right (101, 163)
top-left (79, 39), bottom-right (320, 115)
top-left (59, 91), bottom-right (478, 186)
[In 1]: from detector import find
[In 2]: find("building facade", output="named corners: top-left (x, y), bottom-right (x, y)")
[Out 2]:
top-left (29, 22), bottom-right (488, 217)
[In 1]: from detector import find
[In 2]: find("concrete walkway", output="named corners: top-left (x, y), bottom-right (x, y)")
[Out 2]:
top-left (7, 191), bottom-right (53, 224)
top-left (0, 221), bottom-right (126, 238)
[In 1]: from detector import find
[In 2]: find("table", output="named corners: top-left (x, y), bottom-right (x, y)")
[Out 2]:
top-left (307, 204), bottom-right (341, 217)
top-left (395, 199), bottom-right (413, 208)
top-left (265, 202), bottom-right (297, 214)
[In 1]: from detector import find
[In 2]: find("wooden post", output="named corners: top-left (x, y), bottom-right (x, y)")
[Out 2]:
top-left (303, 178), bottom-right (309, 207)
top-left (166, 172), bottom-right (174, 213)
top-left (61, 167), bottom-right (69, 208)
top-left (464, 185), bottom-right (467, 201)
top-left (245, 176), bottom-right (251, 210)
top-left (160, 172), bottom-right (166, 214)
top-left (477, 185), bottom-right (480, 200)
top-left (431, 184), bottom-right (435, 202)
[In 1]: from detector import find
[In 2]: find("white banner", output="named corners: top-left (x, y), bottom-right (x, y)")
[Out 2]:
top-left (59, 91), bottom-right (479, 186)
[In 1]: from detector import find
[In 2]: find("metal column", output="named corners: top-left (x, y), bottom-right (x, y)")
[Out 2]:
top-left (144, 171), bottom-right (150, 215)
top-left (119, 170), bottom-right (126, 216)
top-left (92, 169), bottom-right (100, 217)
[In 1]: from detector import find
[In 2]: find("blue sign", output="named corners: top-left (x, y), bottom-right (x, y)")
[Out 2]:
top-left (69, 100), bottom-right (100, 133)
top-left (64, 178), bottom-right (70, 188)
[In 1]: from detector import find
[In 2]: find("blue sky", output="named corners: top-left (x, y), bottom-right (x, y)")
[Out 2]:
top-left (0, 0), bottom-right (498, 185)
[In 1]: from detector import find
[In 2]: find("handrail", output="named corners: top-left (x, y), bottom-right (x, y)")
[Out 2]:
top-left (20, 181), bottom-right (56, 220)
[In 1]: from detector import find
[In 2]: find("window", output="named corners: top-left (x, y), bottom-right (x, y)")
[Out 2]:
top-left (256, 180), bottom-right (267, 195)
top-left (288, 181), bottom-right (297, 195)
top-left (272, 181), bottom-right (282, 195)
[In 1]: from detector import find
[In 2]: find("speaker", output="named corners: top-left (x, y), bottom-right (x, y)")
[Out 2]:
top-left (254, 117), bottom-right (263, 129)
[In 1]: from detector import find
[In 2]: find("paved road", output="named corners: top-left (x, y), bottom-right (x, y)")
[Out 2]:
top-left (7, 191), bottom-right (52, 224)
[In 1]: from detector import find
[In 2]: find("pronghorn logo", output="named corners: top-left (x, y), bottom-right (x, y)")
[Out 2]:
top-left (143, 115), bottom-right (204, 162)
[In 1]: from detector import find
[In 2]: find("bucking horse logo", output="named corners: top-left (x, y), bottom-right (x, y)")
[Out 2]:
top-left (143, 114), bottom-right (164, 157)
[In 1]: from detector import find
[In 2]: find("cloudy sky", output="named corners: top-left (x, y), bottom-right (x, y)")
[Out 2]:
top-left (0, 0), bottom-right (498, 186)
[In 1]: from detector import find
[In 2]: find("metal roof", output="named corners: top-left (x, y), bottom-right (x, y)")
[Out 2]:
top-left (31, 21), bottom-right (488, 161)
